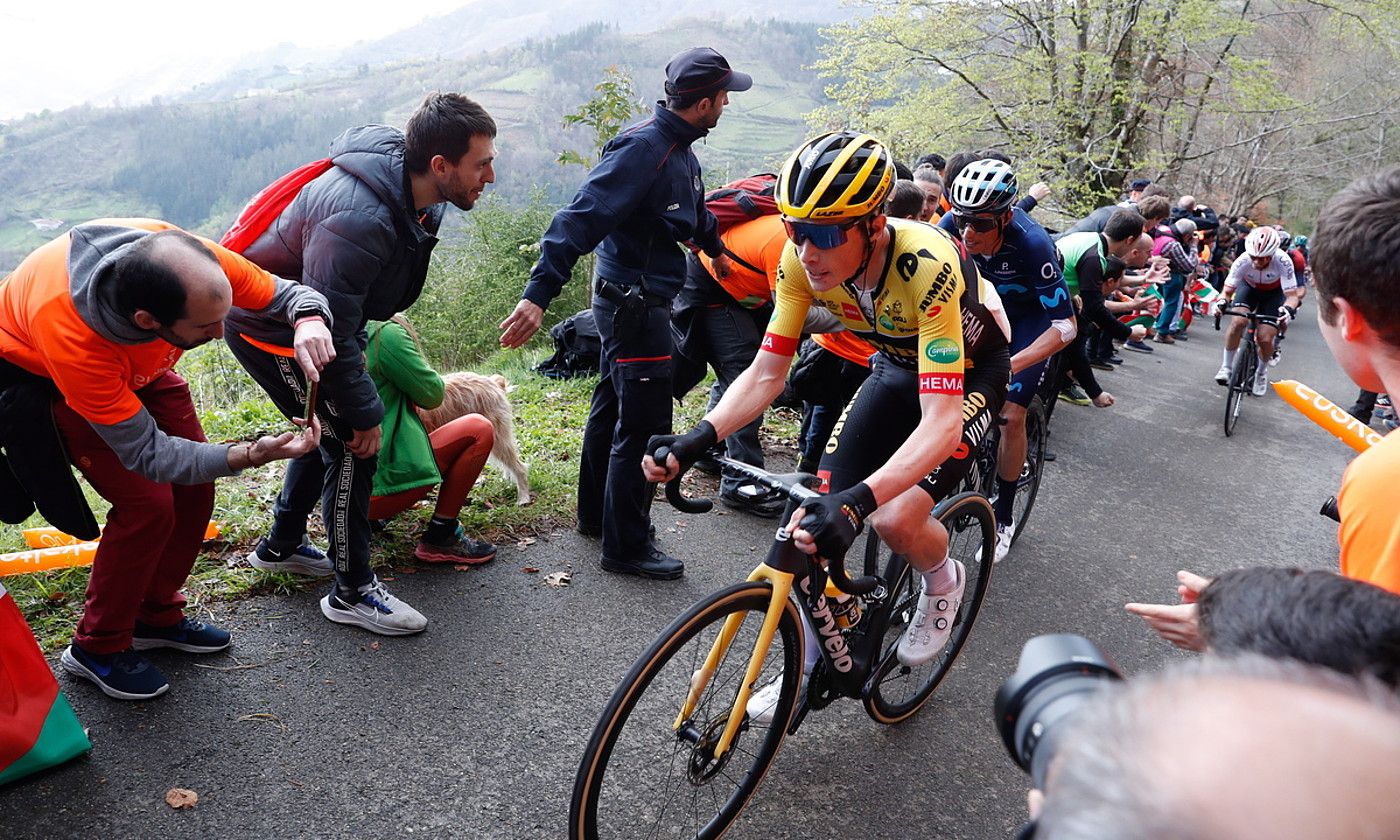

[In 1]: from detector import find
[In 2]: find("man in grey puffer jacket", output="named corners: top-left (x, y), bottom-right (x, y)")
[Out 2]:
top-left (225, 93), bottom-right (498, 636)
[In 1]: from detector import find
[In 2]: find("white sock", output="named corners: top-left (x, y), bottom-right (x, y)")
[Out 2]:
top-left (1223, 348), bottom-right (1236, 368)
top-left (922, 555), bottom-right (957, 595)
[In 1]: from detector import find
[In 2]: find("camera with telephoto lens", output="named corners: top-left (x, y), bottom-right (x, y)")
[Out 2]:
top-left (994, 634), bottom-right (1123, 789)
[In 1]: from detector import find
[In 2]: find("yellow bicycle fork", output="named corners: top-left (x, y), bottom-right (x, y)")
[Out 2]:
top-left (672, 563), bottom-right (799, 759)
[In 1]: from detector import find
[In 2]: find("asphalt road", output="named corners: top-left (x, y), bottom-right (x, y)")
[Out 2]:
top-left (3, 306), bottom-right (1362, 839)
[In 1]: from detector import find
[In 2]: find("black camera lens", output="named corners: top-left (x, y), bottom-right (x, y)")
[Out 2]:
top-left (994, 634), bottom-right (1122, 788)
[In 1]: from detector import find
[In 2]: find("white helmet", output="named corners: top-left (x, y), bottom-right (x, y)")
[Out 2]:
top-left (1244, 226), bottom-right (1280, 258)
top-left (949, 159), bottom-right (1018, 214)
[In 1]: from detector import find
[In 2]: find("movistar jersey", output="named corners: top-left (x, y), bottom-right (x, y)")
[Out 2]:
top-left (763, 219), bottom-right (1011, 396)
top-left (938, 207), bottom-right (1073, 319)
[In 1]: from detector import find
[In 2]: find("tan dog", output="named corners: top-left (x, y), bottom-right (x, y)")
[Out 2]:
top-left (415, 372), bottom-right (531, 505)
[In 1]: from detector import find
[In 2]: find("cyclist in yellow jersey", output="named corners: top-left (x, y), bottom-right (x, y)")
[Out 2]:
top-left (645, 132), bottom-right (1011, 680)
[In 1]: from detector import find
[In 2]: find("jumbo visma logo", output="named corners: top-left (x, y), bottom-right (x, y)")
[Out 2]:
top-left (925, 337), bottom-right (961, 364)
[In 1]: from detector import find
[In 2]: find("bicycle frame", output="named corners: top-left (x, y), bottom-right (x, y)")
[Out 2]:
top-left (672, 525), bottom-right (903, 760)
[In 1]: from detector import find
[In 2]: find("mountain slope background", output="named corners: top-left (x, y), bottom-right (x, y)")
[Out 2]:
top-left (0, 9), bottom-right (844, 271)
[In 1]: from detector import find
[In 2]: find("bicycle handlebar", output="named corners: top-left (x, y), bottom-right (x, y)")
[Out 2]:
top-left (1219, 303), bottom-right (1282, 327)
top-left (655, 452), bottom-right (882, 596)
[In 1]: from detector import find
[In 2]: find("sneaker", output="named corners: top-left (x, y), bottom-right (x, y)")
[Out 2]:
top-left (719, 482), bottom-right (787, 518)
top-left (1215, 364), bottom-right (1231, 386)
top-left (415, 526), bottom-right (496, 565)
top-left (1106, 354), bottom-right (1125, 365)
top-left (1269, 348), bottom-right (1281, 367)
top-left (692, 444), bottom-right (726, 476)
top-left (132, 617), bottom-right (231, 653)
top-left (745, 669), bottom-right (808, 726)
top-left (993, 524), bottom-right (1013, 564)
top-left (1251, 371), bottom-right (1269, 397)
top-left (1058, 385), bottom-right (1091, 406)
top-left (320, 576), bottom-right (428, 636)
top-left (61, 645), bottom-right (169, 701)
top-left (1089, 358), bottom-right (1114, 372)
top-left (897, 560), bottom-right (966, 666)
top-left (1152, 333), bottom-right (1176, 345)
top-left (247, 538), bottom-right (333, 577)
top-left (1173, 331), bottom-right (1190, 341)
top-left (1124, 339), bottom-right (1155, 353)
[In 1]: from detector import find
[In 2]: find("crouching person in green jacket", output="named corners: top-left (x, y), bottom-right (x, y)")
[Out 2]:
top-left (367, 317), bottom-right (497, 564)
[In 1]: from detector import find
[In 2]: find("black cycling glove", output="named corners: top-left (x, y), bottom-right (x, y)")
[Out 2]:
top-left (646, 420), bottom-right (718, 477)
top-left (797, 482), bottom-right (879, 560)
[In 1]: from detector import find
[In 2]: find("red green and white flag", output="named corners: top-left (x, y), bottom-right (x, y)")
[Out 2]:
top-left (0, 582), bottom-right (90, 786)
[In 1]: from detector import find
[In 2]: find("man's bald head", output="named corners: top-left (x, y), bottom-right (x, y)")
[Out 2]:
top-left (115, 229), bottom-right (232, 349)
top-left (1036, 656), bottom-right (1400, 839)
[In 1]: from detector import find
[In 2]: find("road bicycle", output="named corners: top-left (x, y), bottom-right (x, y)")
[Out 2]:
top-left (1219, 303), bottom-right (1283, 437)
top-left (961, 393), bottom-right (1048, 547)
top-left (569, 457), bottom-right (996, 839)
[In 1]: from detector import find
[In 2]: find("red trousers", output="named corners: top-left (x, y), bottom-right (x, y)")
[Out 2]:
top-left (52, 372), bottom-right (215, 655)
top-left (368, 414), bottom-right (494, 522)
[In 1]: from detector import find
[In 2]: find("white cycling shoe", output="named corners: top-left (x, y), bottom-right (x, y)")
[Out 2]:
top-left (745, 669), bottom-right (808, 727)
top-left (1215, 364), bottom-right (1231, 386)
top-left (896, 560), bottom-right (966, 666)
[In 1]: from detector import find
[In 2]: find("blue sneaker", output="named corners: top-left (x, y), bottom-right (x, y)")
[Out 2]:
top-left (1124, 339), bottom-right (1155, 353)
top-left (132, 617), bottom-right (232, 653)
top-left (61, 645), bottom-right (169, 701)
top-left (247, 537), bottom-right (333, 577)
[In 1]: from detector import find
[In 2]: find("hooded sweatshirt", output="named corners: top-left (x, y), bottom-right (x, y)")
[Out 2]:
top-left (225, 125), bottom-right (444, 431)
top-left (0, 219), bottom-right (329, 484)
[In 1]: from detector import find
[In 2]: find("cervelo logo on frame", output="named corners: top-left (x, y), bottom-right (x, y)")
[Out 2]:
top-left (798, 577), bottom-right (854, 672)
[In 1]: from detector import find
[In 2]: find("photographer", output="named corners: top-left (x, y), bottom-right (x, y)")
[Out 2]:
top-left (1027, 656), bottom-right (1400, 839)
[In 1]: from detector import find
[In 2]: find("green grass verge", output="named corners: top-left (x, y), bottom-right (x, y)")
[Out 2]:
top-left (3, 346), bottom-right (803, 652)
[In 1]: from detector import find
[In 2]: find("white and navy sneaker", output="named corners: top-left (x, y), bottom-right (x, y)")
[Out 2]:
top-left (1215, 364), bottom-right (1231, 386)
top-left (248, 538), bottom-right (333, 577)
top-left (1251, 370), bottom-right (1269, 397)
top-left (896, 560), bottom-right (966, 666)
top-left (320, 576), bottom-right (427, 636)
top-left (132, 617), bottom-right (231, 653)
top-left (61, 646), bottom-right (169, 701)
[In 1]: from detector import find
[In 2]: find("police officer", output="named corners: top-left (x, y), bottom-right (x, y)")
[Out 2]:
top-left (500, 48), bottom-right (751, 579)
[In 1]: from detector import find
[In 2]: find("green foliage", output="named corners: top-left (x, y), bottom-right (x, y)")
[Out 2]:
top-left (557, 65), bottom-right (647, 169)
top-left (409, 191), bottom-right (593, 371)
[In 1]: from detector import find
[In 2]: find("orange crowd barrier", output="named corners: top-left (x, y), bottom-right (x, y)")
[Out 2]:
top-left (1, 522), bottom-right (221, 578)
top-left (1271, 380), bottom-right (1382, 453)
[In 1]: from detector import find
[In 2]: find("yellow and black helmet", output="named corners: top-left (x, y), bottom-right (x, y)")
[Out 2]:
top-left (777, 131), bottom-right (895, 222)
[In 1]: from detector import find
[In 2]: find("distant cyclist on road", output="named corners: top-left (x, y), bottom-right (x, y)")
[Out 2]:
top-left (644, 132), bottom-right (1012, 682)
top-left (938, 158), bottom-right (1075, 563)
top-left (1215, 226), bottom-right (1301, 395)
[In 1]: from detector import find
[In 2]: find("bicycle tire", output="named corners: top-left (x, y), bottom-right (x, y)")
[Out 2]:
top-left (862, 492), bottom-right (996, 725)
top-left (570, 581), bottom-right (803, 840)
top-left (1009, 395), bottom-right (1046, 545)
top-left (1224, 340), bottom-right (1253, 436)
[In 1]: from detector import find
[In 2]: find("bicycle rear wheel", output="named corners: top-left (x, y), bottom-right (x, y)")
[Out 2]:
top-left (863, 492), bottom-right (996, 724)
top-left (570, 581), bottom-right (803, 840)
top-left (1009, 396), bottom-right (1047, 545)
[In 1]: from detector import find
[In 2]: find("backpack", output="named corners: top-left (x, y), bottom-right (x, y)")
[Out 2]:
top-left (533, 310), bottom-right (602, 379)
top-left (704, 174), bottom-right (780, 273)
top-left (220, 159), bottom-right (334, 252)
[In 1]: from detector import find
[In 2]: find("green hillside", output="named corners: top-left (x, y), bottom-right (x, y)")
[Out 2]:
top-left (0, 19), bottom-right (829, 272)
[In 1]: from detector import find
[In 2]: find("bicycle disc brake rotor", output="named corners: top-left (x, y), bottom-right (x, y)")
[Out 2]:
top-left (683, 712), bottom-right (739, 784)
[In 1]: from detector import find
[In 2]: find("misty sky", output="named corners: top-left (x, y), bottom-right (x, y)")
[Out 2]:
top-left (0, 1), bottom-right (471, 119)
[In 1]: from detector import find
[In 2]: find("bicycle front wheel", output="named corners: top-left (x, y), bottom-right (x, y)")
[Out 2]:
top-left (863, 492), bottom-right (996, 724)
top-left (1009, 395), bottom-right (1047, 545)
top-left (1224, 341), bottom-right (1254, 436)
top-left (570, 581), bottom-right (804, 840)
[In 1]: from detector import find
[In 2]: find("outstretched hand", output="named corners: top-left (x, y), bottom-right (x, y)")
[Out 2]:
top-left (500, 300), bottom-right (545, 349)
top-left (1125, 570), bottom-right (1213, 652)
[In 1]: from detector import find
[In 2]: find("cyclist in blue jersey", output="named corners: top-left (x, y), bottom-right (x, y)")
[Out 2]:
top-left (938, 159), bottom-right (1076, 562)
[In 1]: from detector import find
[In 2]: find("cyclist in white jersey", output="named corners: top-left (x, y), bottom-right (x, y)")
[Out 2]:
top-left (1215, 226), bottom-right (1302, 395)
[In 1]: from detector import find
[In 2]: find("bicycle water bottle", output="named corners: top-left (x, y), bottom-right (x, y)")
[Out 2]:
top-left (824, 579), bottom-right (863, 629)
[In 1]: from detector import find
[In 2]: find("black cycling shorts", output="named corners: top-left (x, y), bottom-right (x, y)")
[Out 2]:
top-left (1233, 285), bottom-right (1285, 318)
top-left (818, 348), bottom-right (1012, 503)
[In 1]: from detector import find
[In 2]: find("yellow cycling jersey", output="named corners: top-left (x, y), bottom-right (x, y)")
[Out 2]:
top-left (762, 218), bottom-right (1010, 395)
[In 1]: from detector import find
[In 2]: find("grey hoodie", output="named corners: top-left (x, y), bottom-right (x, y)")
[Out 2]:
top-left (67, 223), bottom-right (330, 484)
top-left (225, 124), bottom-right (444, 431)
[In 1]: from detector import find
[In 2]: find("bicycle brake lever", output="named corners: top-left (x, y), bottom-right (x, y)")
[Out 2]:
top-left (652, 446), bottom-right (713, 514)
